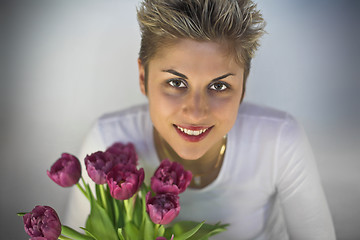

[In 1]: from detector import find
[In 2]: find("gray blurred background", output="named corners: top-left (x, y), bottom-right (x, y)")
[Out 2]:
top-left (1, 0), bottom-right (359, 239)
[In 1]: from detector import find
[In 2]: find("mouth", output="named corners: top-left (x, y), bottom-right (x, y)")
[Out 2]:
top-left (173, 124), bottom-right (213, 142)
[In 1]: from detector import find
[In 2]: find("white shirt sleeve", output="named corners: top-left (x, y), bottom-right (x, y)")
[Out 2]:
top-left (63, 121), bottom-right (106, 228)
top-left (276, 115), bottom-right (336, 239)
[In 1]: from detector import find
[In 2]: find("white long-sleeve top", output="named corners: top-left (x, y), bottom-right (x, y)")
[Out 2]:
top-left (65, 102), bottom-right (336, 240)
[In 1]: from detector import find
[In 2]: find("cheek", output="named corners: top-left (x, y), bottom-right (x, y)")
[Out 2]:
top-left (209, 95), bottom-right (241, 127)
top-left (148, 88), bottom-right (183, 122)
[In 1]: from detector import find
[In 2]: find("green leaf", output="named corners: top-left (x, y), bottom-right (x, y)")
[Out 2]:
top-left (138, 183), bottom-right (155, 240)
top-left (197, 222), bottom-right (230, 240)
top-left (197, 228), bottom-right (227, 240)
top-left (61, 225), bottom-right (94, 240)
top-left (140, 184), bottom-right (150, 224)
top-left (133, 194), bottom-right (143, 228)
top-left (124, 221), bottom-right (140, 240)
top-left (58, 235), bottom-right (73, 240)
top-left (80, 227), bottom-right (99, 240)
top-left (166, 221), bottom-right (229, 240)
top-left (17, 212), bottom-right (27, 216)
top-left (112, 197), bottom-right (121, 229)
top-left (104, 185), bottom-right (115, 224)
top-left (85, 184), bottom-right (118, 240)
top-left (172, 221), bottom-right (204, 240)
top-left (143, 215), bottom-right (154, 240)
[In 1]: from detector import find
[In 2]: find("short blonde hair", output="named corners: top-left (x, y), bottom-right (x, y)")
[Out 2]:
top-left (137, 0), bottom-right (265, 88)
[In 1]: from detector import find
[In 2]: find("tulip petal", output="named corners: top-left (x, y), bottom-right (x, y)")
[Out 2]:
top-left (47, 153), bottom-right (81, 187)
top-left (151, 159), bottom-right (192, 194)
top-left (146, 193), bottom-right (180, 225)
top-left (23, 206), bottom-right (61, 240)
top-left (106, 164), bottom-right (144, 200)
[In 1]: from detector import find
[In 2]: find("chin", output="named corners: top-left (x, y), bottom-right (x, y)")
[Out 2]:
top-left (175, 148), bottom-right (206, 160)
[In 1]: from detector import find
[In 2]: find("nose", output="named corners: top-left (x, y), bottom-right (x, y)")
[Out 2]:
top-left (182, 90), bottom-right (209, 122)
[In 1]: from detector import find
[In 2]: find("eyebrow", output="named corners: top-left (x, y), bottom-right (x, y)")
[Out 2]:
top-left (162, 69), bottom-right (234, 81)
top-left (211, 73), bottom-right (235, 82)
top-left (162, 69), bottom-right (188, 79)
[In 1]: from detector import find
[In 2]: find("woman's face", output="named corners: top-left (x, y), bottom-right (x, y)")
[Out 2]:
top-left (138, 39), bottom-right (244, 160)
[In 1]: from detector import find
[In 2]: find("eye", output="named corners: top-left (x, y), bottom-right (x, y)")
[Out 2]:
top-left (209, 81), bottom-right (229, 91)
top-left (167, 79), bottom-right (187, 88)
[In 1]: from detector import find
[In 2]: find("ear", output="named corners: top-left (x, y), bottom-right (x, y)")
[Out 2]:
top-left (138, 58), bottom-right (146, 96)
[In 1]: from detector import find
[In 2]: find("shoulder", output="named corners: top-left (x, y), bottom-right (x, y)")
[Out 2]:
top-left (229, 102), bottom-right (304, 155)
top-left (234, 102), bottom-right (299, 133)
top-left (238, 102), bottom-right (290, 123)
top-left (94, 103), bottom-right (151, 147)
top-left (98, 104), bottom-right (149, 124)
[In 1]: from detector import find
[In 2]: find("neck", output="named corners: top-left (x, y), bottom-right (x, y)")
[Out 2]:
top-left (153, 128), bottom-right (227, 188)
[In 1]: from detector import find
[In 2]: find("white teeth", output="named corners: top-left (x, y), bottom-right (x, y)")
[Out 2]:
top-left (176, 126), bottom-right (208, 136)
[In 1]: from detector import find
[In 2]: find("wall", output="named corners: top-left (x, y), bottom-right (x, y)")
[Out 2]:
top-left (1, 0), bottom-right (359, 239)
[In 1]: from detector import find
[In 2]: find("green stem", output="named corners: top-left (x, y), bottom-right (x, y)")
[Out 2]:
top-left (99, 184), bottom-right (108, 211)
top-left (154, 224), bottom-right (160, 238)
top-left (112, 197), bottom-right (120, 228)
top-left (117, 228), bottom-right (126, 240)
top-left (124, 198), bottom-right (133, 222)
top-left (76, 183), bottom-right (89, 200)
top-left (81, 177), bottom-right (87, 189)
top-left (17, 212), bottom-right (27, 216)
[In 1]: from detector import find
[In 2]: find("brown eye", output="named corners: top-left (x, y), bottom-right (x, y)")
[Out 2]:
top-left (209, 82), bottom-right (228, 91)
top-left (168, 79), bottom-right (187, 88)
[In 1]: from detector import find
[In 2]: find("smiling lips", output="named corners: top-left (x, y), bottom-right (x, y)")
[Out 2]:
top-left (174, 124), bottom-right (213, 142)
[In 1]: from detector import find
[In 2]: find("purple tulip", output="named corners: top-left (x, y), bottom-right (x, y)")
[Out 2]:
top-left (146, 192), bottom-right (180, 225)
top-left (151, 159), bottom-right (192, 195)
top-left (106, 164), bottom-right (144, 200)
top-left (105, 142), bottom-right (138, 166)
top-left (47, 153), bottom-right (81, 187)
top-left (23, 206), bottom-right (61, 240)
top-left (84, 151), bottom-right (115, 184)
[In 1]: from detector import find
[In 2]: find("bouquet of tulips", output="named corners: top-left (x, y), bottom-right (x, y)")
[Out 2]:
top-left (18, 142), bottom-right (228, 240)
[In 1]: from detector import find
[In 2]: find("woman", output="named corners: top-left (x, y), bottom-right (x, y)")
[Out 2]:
top-left (66, 0), bottom-right (336, 239)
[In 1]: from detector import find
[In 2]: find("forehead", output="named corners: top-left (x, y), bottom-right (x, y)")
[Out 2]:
top-left (149, 39), bottom-right (242, 72)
